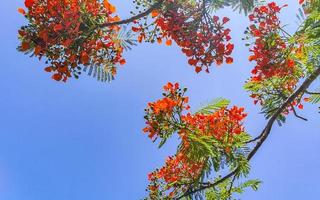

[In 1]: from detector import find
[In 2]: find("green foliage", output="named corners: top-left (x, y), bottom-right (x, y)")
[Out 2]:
top-left (186, 134), bottom-right (218, 160)
top-left (178, 130), bottom-right (252, 180)
top-left (82, 26), bottom-right (136, 82)
top-left (234, 155), bottom-right (251, 178)
top-left (196, 98), bottom-right (231, 115)
top-left (205, 178), bottom-right (261, 200)
top-left (118, 26), bottom-right (137, 51)
top-left (144, 2), bottom-right (320, 199)
top-left (309, 94), bottom-right (320, 103)
top-left (207, 0), bottom-right (266, 15)
top-left (243, 0), bottom-right (320, 125)
top-left (295, 0), bottom-right (320, 72)
top-left (181, 98), bottom-right (252, 182)
top-left (82, 65), bottom-right (115, 82)
top-left (308, 90), bottom-right (320, 104)
top-left (244, 76), bottom-right (301, 123)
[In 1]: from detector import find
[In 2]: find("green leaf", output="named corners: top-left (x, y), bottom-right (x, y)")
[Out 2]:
top-left (196, 98), bottom-right (231, 115)
top-left (309, 93), bottom-right (320, 104)
top-left (205, 177), bottom-right (262, 200)
top-left (83, 65), bottom-right (115, 82)
top-left (117, 26), bottom-right (137, 51)
top-left (207, 0), bottom-right (266, 15)
top-left (239, 179), bottom-right (262, 191)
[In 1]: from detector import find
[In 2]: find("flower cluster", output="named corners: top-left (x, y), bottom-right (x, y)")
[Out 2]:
top-left (147, 153), bottom-right (204, 199)
top-left (245, 2), bottom-right (306, 114)
top-left (144, 83), bottom-right (247, 199)
top-left (182, 106), bottom-right (247, 140)
top-left (143, 83), bottom-right (247, 145)
top-left (143, 82), bottom-right (190, 141)
top-left (133, 0), bottom-right (234, 73)
top-left (18, 0), bottom-right (125, 82)
top-left (247, 2), bottom-right (295, 80)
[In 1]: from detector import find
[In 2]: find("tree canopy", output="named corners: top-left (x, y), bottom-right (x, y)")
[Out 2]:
top-left (17, 0), bottom-right (320, 199)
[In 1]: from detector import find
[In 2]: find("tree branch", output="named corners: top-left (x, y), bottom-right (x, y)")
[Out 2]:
top-left (290, 105), bottom-right (308, 121)
top-left (99, 1), bottom-right (163, 28)
top-left (247, 66), bottom-right (320, 159)
top-left (176, 67), bottom-right (320, 199)
top-left (245, 127), bottom-right (266, 144)
top-left (305, 90), bottom-right (320, 95)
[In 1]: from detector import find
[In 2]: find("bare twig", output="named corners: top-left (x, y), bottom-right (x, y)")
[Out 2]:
top-left (291, 105), bottom-right (308, 121)
top-left (305, 90), bottom-right (320, 95)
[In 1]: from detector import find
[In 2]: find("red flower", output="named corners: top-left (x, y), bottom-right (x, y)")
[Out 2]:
top-left (25, 0), bottom-right (34, 8)
top-left (18, 8), bottom-right (26, 15)
top-left (222, 17), bottom-right (230, 24)
top-left (226, 57), bottom-right (233, 64)
top-left (53, 24), bottom-right (63, 32)
top-left (137, 1), bottom-right (234, 74)
top-left (18, 0), bottom-right (125, 82)
top-left (52, 73), bottom-right (62, 81)
top-left (144, 83), bottom-right (248, 198)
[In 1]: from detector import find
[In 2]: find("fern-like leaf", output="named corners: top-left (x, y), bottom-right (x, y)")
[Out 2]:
top-left (196, 98), bottom-right (231, 115)
top-left (309, 93), bottom-right (320, 104)
top-left (208, 0), bottom-right (266, 15)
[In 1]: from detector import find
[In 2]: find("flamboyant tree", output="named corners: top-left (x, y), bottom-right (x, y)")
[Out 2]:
top-left (18, 0), bottom-right (320, 199)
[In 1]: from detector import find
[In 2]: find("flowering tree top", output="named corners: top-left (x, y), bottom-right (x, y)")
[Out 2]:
top-left (17, 0), bottom-right (320, 199)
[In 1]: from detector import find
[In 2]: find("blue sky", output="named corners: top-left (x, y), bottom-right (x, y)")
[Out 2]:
top-left (0, 1), bottom-right (319, 200)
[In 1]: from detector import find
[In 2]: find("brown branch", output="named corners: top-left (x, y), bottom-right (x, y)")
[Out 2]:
top-left (99, 1), bottom-right (163, 28)
top-left (247, 66), bottom-right (320, 160)
top-left (176, 67), bottom-right (320, 199)
top-left (245, 127), bottom-right (266, 144)
top-left (305, 90), bottom-right (320, 95)
top-left (227, 173), bottom-right (237, 197)
top-left (290, 105), bottom-right (308, 121)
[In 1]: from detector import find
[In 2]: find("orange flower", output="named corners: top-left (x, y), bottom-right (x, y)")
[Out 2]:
top-left (226, 57), bottom-right (233, 64)
top-left (119, 59), bottom-right (126, 65)
top-left (303, 97), bottom-right (310, 102)
top-left (52, 73), bottom-right (62, 81)
top-left (103, 0), bottom-right (116, 13)
top-left (151, 10), bottom-right (159, 18)
top-left (287, 59), bottom-right (295, 67)
top-left (25, 0), bottom-right (34, 8)
top-left (21, 41), bottom-right (30, 51)
top-left (132, 27), bottom-right (141, 32)
top-left (188, 59), bottom-right (198, 66)
top-left (18, 0), bottom-right (125, 82)
top-left (44, 67), bottom-right (52, 72)
top-left (34, 45), bottom-right (42, 55)
top-left (195, 66), bottom-right (202, 73)
top-left (112, 15), bottom-right (121, 22)
top-left (18, 8), bottom-right (26, 15)
top-left (53, 24), bottom-right (63, 32)
top-left (80, 52), bottom-right (90, 64)
top-left (165, 39), bottom-right (172, 46)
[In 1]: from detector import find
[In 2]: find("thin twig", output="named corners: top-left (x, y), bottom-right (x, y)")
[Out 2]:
top-left (279, 26), bottom-right (292, 37)
top-left (227, 174), bottom-right (237, 198)
top-left (291, 105), bottom-right (308, 121)
top-left (99, 1), bottom-right (163, 28)
top-left (245, 127), bottom-right (266, 144)
top-left (305, 90), bottom-right (320, 95)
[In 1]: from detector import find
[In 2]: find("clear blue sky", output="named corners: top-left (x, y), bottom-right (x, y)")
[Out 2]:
top-left (0, 1), bottom-right (319, 200)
